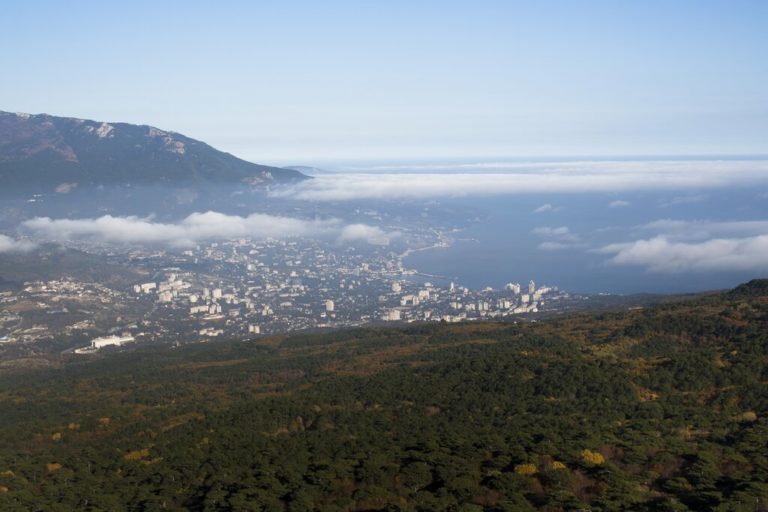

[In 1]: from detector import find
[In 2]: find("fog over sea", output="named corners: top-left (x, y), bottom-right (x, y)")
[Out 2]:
top-left (290, 157), bottom-right (768, 294)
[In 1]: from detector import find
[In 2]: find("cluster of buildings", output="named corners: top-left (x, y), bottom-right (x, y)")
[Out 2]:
top-left (378, 279), bottom-right (557, 323)
top-left (0, 236), bottom-right (571, 355)
top-left (74, 334), bottom-right (136, 354)
top-left (0, 279), bottom-right (139, 347)
top-left (123, 235), bottom-right (565, 346)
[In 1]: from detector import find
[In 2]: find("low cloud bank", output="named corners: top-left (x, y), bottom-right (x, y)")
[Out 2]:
top-left (596, 218), bottom-right (768, 272)
top-left (270, 160), bottom-right (768, 201)
top-left (638, 219), bottom-right (768, 241)
top-left (22, 212), bottom-right (394, 248)
top-left (0, 234), bottom-right (36, 253)
top-left (338, 224), bottom-right (399, 244)
top-left (598, 235), bottom-right (768, 273)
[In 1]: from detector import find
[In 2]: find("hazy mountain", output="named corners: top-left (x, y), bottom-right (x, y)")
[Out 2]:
top-left (283, 165), bottom-right (334, 175)
top-left (0, 111), bottom-right (307, 193)
top-left (0, 243), bottom-right (143, 290)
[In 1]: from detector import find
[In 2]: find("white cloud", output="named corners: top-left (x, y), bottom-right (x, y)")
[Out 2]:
top-left (608, 200), bottom-right (630, 208)
top-left (55, 182), bottom-right (77, 194)
top-left (534, 226), bottom-right (584, 251)
top-left (598, 235), bottom-right (768, 273)
top-left (270, 160), bottom-right (768, 201)
top-left (0, 234), bottom-right (36, 253)
top-left (338, 224), bottom-right (399, 244)
top-left (533, 203), bottom-right (554, 213)
top-left (598, 218), bottom-right (768, 271)
top-left (22, 212), bottom-right (390, 248)
top-left (532, 226), bottom-right (580, 242)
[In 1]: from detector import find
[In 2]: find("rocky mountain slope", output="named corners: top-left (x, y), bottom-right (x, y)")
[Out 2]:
top-left (0, 111), bottom-right (307, 192)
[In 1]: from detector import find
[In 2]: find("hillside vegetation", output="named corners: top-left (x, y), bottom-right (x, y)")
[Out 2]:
top-left (1, 280), bottom-right (768, 511)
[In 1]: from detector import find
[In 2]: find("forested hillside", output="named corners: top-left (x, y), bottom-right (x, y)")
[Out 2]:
top-left (1, 280), bottom-right (767, 511)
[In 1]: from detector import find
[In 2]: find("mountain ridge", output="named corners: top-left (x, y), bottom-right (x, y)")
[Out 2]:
top-left (0, 110), bottom-right (307, 192)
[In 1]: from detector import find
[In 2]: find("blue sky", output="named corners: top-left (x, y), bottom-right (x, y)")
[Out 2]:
top-left (2, 0), bottom-right (766, 163)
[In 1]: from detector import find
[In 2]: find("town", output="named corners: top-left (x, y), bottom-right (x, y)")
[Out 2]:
top-left (0, 234), bottom-right (573, 355)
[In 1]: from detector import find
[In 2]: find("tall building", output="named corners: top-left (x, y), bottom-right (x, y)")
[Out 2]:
top-left (91, 335), bottom-right (134, 349)
top-left (325, 299), bottom-right (335, 312)
top-left (383, 309), bottom-right (401, 321)
top-left (528, 280), bottom-right (536, 294)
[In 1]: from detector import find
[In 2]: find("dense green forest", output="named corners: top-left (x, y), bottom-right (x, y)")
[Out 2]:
top-left (1, 280), bottom-right (768, 511)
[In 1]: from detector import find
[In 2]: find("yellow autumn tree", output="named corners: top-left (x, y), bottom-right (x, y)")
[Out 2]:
top-left (123, 448), bottom-right (151, 461)
top-left (581, 449), bottom-right (605, 465)
top-left (514, 463), bottom-right (537, 475)
top-left (740, 411), bottom-right (757, 422)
